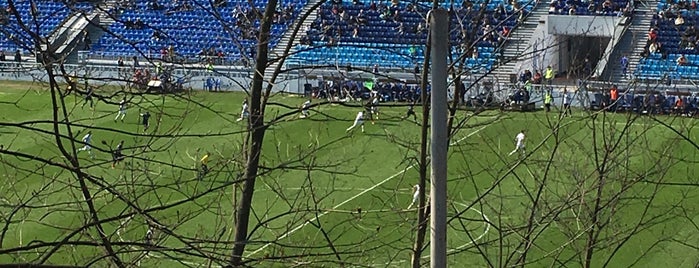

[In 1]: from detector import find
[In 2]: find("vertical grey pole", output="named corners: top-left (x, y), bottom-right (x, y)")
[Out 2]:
top-left (429, 8), bottom-right (448, 268)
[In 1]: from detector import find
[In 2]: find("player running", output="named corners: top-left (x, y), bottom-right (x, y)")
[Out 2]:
top-left (508, 130), bottom-right (526, 157)
top-left (300, 99), bottom-right (311, 118)
top-left (115, 98), bottom-right (127, 122)
top-left (346, 111), bottom-right (365, 133)
top-left (111, 140), bottom-right (125, 168)
top-left (140, 111), bottom-right (151, 131)
top-left (370, 95), bottom-right (380, 122)
top-left (407, 184), bottom-right (420, 209)
top-left (237, 99), bottom-right (249, 122)
top-left (77, 131), bottom-right (94, 159)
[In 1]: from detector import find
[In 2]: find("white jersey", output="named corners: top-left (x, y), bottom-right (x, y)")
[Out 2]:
top-left (563, 94), bottom-right (570, 105)
top-left (354, 111), bottom-right (364, 122)
top-left (302, 100), bottom-right (311, 109)
top-left (119, 100), bottom-right (126, 111)
top-left (242, 102), bottom-right (248, 112)
top-left (82, 133), bottom-right (92, 145)
top-left (412, 184), bottom-right (420, 201)
top-left (515, 132), bottom-right (525, 145)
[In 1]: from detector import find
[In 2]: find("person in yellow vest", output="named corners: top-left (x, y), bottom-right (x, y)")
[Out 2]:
top-left (544, 65), bottom-right (555, 86)
top-left (544, 90), bottom-right (553, 112)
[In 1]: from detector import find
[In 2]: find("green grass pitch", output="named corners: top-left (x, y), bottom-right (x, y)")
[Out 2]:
top-left (0, 80), bottom-right (697, 267)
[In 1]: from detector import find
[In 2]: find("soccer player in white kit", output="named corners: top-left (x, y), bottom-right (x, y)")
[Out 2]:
top-left (346, 111), bottom-right (365, 133)
top-left (407, 184), bottom-right (420, 209)
top-left (508, 130), bottom-right (526, 156)
top-left (237, 99), bottom-right (249, 121)
top-left (115, 98), bottom-right (126, 122)
top-left (300, 99), bottom-right (311, 118)
top-left (78, 131), bottom-right (94, 158)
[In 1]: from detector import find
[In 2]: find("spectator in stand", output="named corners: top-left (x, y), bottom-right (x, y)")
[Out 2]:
top-left (0, 50), bottom-right (5, 61)
top-left (675, 14), bottom-right (685, 26)
top-left (357, 10), bottom-right (367, 24)
top-left (14, 50), bottom-right (21, 63)
top-left (117, 56), bottom-right (124, 67)
top-left (392, 10), bottom-right (402, 22)
top-left (677, 54), bottom-right (689, 66)
top-left (396, 23), bottom-right (405, 36)
top-left (620, 55), bottom-right (628, 77)
top-left (648, 28), bottom-right (658, 42)
top-left (649, 41), bottom-right (661, 54)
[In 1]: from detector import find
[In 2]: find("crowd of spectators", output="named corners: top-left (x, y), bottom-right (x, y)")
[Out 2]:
top-left (302, 0), bottom-right (527, 51)
top-left (311, 79), bottom-right (421, 102)
top-left (592, 85), bottom-right (698, 116)
top-left (95, 0), bottom-right (301, 64)
top-left (548, 0), bottom-right (633, 16)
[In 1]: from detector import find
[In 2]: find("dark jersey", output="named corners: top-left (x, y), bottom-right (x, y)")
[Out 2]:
top-left (141, 112), bottom-right (151, 125)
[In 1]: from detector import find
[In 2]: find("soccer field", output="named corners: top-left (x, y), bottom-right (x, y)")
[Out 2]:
top-left (0, 80), bottom-right (697, 267)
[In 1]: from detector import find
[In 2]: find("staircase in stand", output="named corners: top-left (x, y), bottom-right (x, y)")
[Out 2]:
top-left (603, 0), bottom-right (657, 85)
top-left (491, 3), bottom-right (550, 87)
top-left (264, 0), bottom-right (322, 86)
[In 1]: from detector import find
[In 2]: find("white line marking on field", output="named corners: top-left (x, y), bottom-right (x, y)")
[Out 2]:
top-left (448, 202), bottom-right (491, 253)
top-left (246, 124), bottom-right (492, 258)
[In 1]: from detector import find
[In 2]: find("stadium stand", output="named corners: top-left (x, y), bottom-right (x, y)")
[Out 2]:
top-left (547, 0), bottom-right (633, 16)
top-left (635, 0), bottom-right (699, 80)
top-left (0, 1), bottom-right (92, 55)
top-left (288, 0), bottom-right (534, 71)
top-left (89, 0), bottom-right (306, 63)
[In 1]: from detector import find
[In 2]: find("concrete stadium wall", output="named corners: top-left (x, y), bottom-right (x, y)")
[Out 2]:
top-left (547, 15), bottom-right (622, 37)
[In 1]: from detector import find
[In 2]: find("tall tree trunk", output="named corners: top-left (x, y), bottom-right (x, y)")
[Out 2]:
top-left (410, 29), bottom-right (432, 268)
top-left (229, 0), bottom-right (277, 265)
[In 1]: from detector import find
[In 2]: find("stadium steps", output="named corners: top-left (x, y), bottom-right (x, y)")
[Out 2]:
top-left (265, 0), bottom-right (322, 87)
top-left (491, 3), bottom-right (550, 86)
top-left (604, 0), bottom-right (657, 85)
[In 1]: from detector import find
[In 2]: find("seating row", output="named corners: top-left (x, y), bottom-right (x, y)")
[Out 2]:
top-left (90, 0), bottom-right (305, 60)
top-left (0, 1), bottom-right (91, 53)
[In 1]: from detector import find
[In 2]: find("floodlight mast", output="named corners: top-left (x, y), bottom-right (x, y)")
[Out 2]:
top-left (429, 8), bottom-right (449, 268)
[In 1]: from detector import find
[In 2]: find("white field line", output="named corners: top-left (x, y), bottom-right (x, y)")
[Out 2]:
top-left (245, 124), bottom-right (492, 258)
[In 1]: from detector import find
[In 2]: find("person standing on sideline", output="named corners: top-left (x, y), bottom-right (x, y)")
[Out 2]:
top-left (620, 55), bottom-right (629, 77)
top-left (508, 130), bottom-right (526, 157)
top-left (140, 111), bottom-right (151, 130)
top-left (78, 131), bottom-right (94, 159)
top-left (407, 184), bottom-right (420, 209)
top-left (237, 99), bottom-right (249, 122)
top-left (115, 98), bottom-right (127, 122)
top-left (112, 140), bottom-right (125, 168)
top-left (346, 111), bottom-right (365, 133)
top-left (544, 65), bottom-right (555, 86)
top-left (544, 91), bottom-right (553, 112)
top-left (300, 99), bottom-right (311, 118)
top-left (609, 85), bottom-right (619, 112)
top-left (562, 89), bottom-right (572, 116)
